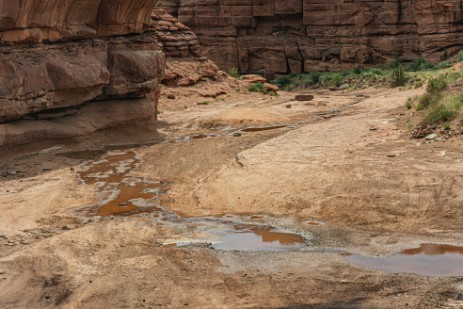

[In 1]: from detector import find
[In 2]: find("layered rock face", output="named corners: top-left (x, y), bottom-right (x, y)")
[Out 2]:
top-left (151, 8), bottom-right (201, 58)
top-left (0, 0), bottom-right (165, 123)
top-left (151, 8), bottom-right (223, 86)
top-left (161, 0), bottom-right (463, 76)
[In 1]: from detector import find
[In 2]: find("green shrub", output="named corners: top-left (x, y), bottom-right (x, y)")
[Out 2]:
top-left (427, 76), bottom-right (447, 94)
top-left (439, 48), bottom-right (449, 62)
top-left (228, 67), bottom-right (239, 78)
top-left (370, 68), bottom-right (384, 76)
top-left (405, 98), bottom-right (413, 109)
top-left (248, 83), bottom-right (266, 94)
top-left (390, 53), bottom-right (402, 69)
top-left (330, 73), bottom-right (343, 87)
top-left (353, 67), bottom-right (362, 75)
top-left (406, 58), bottom-right (435, 72)
top-left (416, 93), bottom-right (438, 110)
top-left (391, 65), bottom-right (406, 87)
top-left (407, 121), bottom-right (414, 130)
top-left (275, 75), bottom-right (291, 88)
top-left (310, 71), bottom-right (320, 84)
top-left (294, 73), bottom-right (313, 87)
top-left (340, 71), bottom-right (350, 77)
top-left (438, 62), bottom-right (450, 70)
top-left (414, 80), bottom-right (424, 88)
top-left (458, 51), bottom-right (463, 62)
top-left (443, 94), bottom-right (462, 110)
top-left (415, 77), bottom-right (447, 110)
top-left (423, 94), bottom-right (462, 124)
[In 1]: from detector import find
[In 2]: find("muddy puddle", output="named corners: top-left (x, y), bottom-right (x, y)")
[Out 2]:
top-left (164, 224), bottom-right (306, 252)
top-left (347, 243), bottom-right (463, 276)
top-left (78, 151), bottom-right (167, 217)
top-left (211, 225), bottom-right (305, 251)
top-left (75, 151), bottom-right (463, 267)
top-left (75, 150), bottom-right (310, 251)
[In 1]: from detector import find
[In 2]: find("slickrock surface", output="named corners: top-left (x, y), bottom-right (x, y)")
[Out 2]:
top-left (161, 0), bottom-right (463, 76)
top-left (0, 0), bottom-right (165, 130)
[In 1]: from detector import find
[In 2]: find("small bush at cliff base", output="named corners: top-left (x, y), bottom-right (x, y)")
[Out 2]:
top-left (427, 76), bottom-right (447, 94)
top-left (275, 75), bottom-right (291, 88)
top-left (228, 67), bottom-right (239, 78)
top-left (405, 98), bottom-right (413, 109)
top-left (310, 71), bottom-right (320, 84)
top-left (391, 65), bottom-right (406, 87)
top-left (458, 51), bottom-right (463, 62)
top-left (406, 58), bottom-right (436, 72)
top-left (248, 83), bottom-right (266, 94)
top-left (414, 75), bottom-right (447, 110)
top-left (423, 94), bottom-right (462, 125)
top-left (353, 67), bottom-right (362, 75)
top-left (440, 48), bottom-right (449, 62)
top-left (331, 73), bottom-right (343, 87)
top-left (416, 93), bottom-right (439, 111)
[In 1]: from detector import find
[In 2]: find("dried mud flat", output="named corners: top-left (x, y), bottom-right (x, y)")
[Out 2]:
top-left (1, 85), bottom-right (463, 309)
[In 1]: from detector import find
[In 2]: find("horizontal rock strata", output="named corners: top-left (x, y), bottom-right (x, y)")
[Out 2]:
top-left (150, 8), bottom-right (223, 86)
top-left (151, 8), bottom-right (201, 58)
top-left (0, 0), bottom-right (165, 123)
top-left (161, 0), bottom-right (463, 76)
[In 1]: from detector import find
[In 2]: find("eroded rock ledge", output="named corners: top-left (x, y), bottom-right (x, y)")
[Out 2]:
top-left (0, 0), bottom-right (165, 125)
top-left (151, 8), bottom-right (223, 87)
top-left (161, 0), bottom-right (463, 76)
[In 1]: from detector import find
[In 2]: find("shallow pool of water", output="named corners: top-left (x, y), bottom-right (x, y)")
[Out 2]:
top-left (347, 243), bottom-right (463, 276)
top-left (165, 225), bottom-right (306, 252)
top-left (211, 225), bottom-right (305, 251)
top-left (78, 151), bottom-right (166, 217)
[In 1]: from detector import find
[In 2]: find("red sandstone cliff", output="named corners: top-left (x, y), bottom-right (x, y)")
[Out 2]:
top-left (0, 0), bottom-right (165, 123)
top-left (160, 0), bottom-right (463, 77)
top-left (150, 8), bottom-right (223, 87)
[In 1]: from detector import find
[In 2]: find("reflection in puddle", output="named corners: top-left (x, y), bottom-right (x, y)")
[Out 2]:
top-left (347, 243), bottom-right (463, 276)
top-left (164, 225), bottom-right (305, 252)
top-left (402, 243), bottom-right (463, 255)
top-left (78, 151), bottom-right (167, 217)
top-left (212, 225), bottom-right (305, 251)
top-left (95, 181), bottom-right (163, 217)
top-left (78, 151), bottom-right (138, 185)
top-left (77, 151), bottom-right (309, 252)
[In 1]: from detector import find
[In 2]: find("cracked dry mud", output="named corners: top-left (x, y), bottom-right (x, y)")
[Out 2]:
top-left (1, 87), bottom-right (463, 308)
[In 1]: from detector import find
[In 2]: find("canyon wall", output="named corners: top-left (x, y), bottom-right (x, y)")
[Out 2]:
top-left (161, 0), bottom-right (463, 77)
top-left (151, 8), bottom-right (223, 87)
top-left (0, 0), bottom-right (165, 123)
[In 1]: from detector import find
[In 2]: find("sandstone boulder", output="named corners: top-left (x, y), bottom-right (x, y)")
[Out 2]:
top-left (295, 94), bottom-right (314, 102)
top-left (264, 83), bottom-right (279, 93)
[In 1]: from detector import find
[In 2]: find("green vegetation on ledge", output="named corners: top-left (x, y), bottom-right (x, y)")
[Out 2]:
top-left (407, 73), bottom-right (463, 126)
top-left (273, 57), bottom-right (457, 91)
